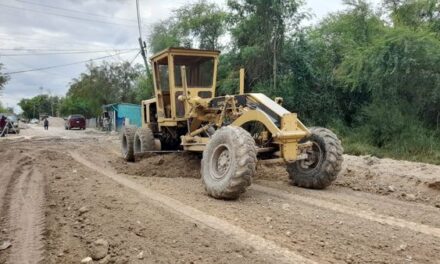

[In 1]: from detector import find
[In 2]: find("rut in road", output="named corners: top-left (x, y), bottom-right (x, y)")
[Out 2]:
top-left (1, 155), bottom-right (46, 264)
top-left (69, 151), bottom-right (316, 264)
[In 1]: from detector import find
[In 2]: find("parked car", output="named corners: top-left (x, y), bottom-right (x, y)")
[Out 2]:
top-left (65, 115), bottom-right (86, 130)
top-left (30, 118), bottom-right (39, 124)
top-left (0, 113), bottom-right (20, 134)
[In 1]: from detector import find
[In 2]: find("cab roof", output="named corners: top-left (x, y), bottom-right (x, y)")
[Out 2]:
top-left (150, 47), bottom-right (220, 61)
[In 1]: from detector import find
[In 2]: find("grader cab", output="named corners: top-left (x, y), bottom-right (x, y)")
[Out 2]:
top-left (121, 48), bottom-right (343, 199)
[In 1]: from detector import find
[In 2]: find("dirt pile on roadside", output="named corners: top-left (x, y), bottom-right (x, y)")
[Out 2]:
top-left (112, 150), bottom-right (440, 207)
top-left (113, 152), bottom-right (289, 181)
top-left (335, 155), bottom-right (440, 207)
top-left (113, 153), bottom-right (202, 178)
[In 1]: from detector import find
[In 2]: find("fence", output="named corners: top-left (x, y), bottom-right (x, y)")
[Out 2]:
top-left (86, 118), bottom-right (97, 128)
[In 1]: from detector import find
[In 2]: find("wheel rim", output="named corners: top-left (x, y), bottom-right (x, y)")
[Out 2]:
top-left (297, 141), bottom-right (324, 173)
top-left (210, 144), bottom-right (232, 180)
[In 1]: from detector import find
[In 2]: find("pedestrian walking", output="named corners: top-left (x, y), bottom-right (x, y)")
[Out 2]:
top-left (44, 118), bottom-right (49, 130)
top-left (0, 115), bottom-right (6, 137)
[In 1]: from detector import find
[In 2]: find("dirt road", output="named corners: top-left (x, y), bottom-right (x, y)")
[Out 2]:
top-left (0, 125), bottom-right (439, 263)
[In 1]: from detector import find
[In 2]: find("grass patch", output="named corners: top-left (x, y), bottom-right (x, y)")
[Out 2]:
top-left (333, 126), bottom-right (440, 165)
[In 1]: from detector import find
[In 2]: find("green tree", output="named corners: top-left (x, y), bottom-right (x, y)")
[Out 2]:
top-left (227, 0), bottom-right (305, 89)
top-left (306, 0), bottom-right (385, 124)
top-left (135, 73), bottom-right (154, 102)
top-left (174, 0), bottom-right (227, 50)
top-left (18, 94), bottom-right (61, 119)
top-left (384, 0), bottom-right (440, 34)
top-left (337, 28), bottom-right (440, 128)
top-left (148, 20), bottom-right (182, 53)
top-left (0, 63), bottom-right (9, 93)
top-left (148, 1), bottom-right (227, 53)
top-left (62, 61), bottom-right (144, 117)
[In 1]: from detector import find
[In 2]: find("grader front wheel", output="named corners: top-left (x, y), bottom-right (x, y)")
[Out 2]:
top-left (201, 126), bottom-right (257, 199)
top-left (287, 127), bottom-right (343, 189)
top-left (121, 126), bottom-right (137, 162)
top-left (134, 127), bottom-right (155, 155)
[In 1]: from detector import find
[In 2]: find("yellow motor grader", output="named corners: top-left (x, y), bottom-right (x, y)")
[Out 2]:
top-left (121, 48), bottom-right (343, 199)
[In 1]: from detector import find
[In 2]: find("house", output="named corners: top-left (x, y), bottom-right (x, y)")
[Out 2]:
top-left (102, 103), bottom-right (141, 131)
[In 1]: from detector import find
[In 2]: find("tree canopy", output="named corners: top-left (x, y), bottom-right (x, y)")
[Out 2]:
top-left (0, 63), bottom-right (9, 94)
top-left (60, 62), bottom-right (145, 118)
top-left (18, 94), bottom-right (61, 119)
top-left (148, 0), bottom-right (227, 53)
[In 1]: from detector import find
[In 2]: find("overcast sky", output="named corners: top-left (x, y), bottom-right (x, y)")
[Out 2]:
top-left (0, 0), bottom-right (380, 113)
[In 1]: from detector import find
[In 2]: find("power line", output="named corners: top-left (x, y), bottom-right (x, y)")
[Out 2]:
top-left (15, 0), bottom-right (138, 23)
top-left (0, 49), bottom-right (138, 56)
top-left (0, 51), bottom-right (132, 56)
top-left (129, 51), bottom-right (141, 65)
top-left (0, 35), bottom-right (117, 49)
top-left (3, 56), bottom-right (71, 78)
top-left (0, 3), bottom-right (137, 27)
top-left (0, 48), bottom-right (137, 52)
top-left (4, 50), bottom-right (138, 75)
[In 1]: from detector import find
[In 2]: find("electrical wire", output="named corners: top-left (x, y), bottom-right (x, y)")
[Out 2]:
top-left (0, 35), bottom-right (117, 49)
top-left (4, 50), bottom-right (138, 75)
top-left (0, 48), bottom-right (132, 51)
top-left (128, 51), bottom-right (141, 65)
top-left (15, 0), bottom-right (138, 23)
top-left (0, 48), bottom-right (138, 56)
top-left (0, 3), bottom-right (137, 27)
top-left (2, 56), bottom-right (71, 78)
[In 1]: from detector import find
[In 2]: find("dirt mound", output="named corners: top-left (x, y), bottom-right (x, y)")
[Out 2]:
top-left (108, 141), bottom-right (440, 207)
top-left (334, 155), bottom-right (440, 207)
top-left (113, 153), bottom-right (202, 178)
top-left (113, 152), bottom-right (290, 181)
top-left (46, 117), bottom-right (65, 127)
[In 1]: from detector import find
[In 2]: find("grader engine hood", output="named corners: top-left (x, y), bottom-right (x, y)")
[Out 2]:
top-left (209, 93), bottom-right (310, 162)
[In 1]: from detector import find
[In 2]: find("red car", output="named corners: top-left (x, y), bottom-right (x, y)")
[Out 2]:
top-left (65, 115), bottom-right (86, 130)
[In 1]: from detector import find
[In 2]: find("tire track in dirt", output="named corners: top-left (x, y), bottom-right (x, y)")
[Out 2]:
top-left (69, 151), bottom-right (316, 264)
top-left (252, 184), bottom-right (440, 238)
top-left (104, 142), bottom-right (440, 238)
top-left (257, 180), bottom-right (440, 228)
top-left (0, 153), bottom-right (46, 264)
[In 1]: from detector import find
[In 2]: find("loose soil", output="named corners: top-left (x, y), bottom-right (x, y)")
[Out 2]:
top-left (1, 126), bottom-right (439, 263)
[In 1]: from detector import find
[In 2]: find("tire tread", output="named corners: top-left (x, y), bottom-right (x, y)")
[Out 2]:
top-left (287, 127), bottom-right (343, 189)
top-left (202, 126), bottom-right (257, 199)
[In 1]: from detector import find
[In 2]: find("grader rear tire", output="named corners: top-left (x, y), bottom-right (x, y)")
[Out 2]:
top-left (134, 127), bottom-right (155, 155)
top-left (121, 126), bottom-right (136, 162)
top-left (287, 127), bottom-right (343, 189)
top-left (201, 126), bottom-right (257, 199)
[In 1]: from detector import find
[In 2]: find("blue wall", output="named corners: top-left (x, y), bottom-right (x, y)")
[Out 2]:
top-left (115, 104), bottom-right (141, 128)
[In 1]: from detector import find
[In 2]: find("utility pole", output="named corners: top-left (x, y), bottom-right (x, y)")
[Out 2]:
top-left (136, 0), bottom-right (150, 76)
